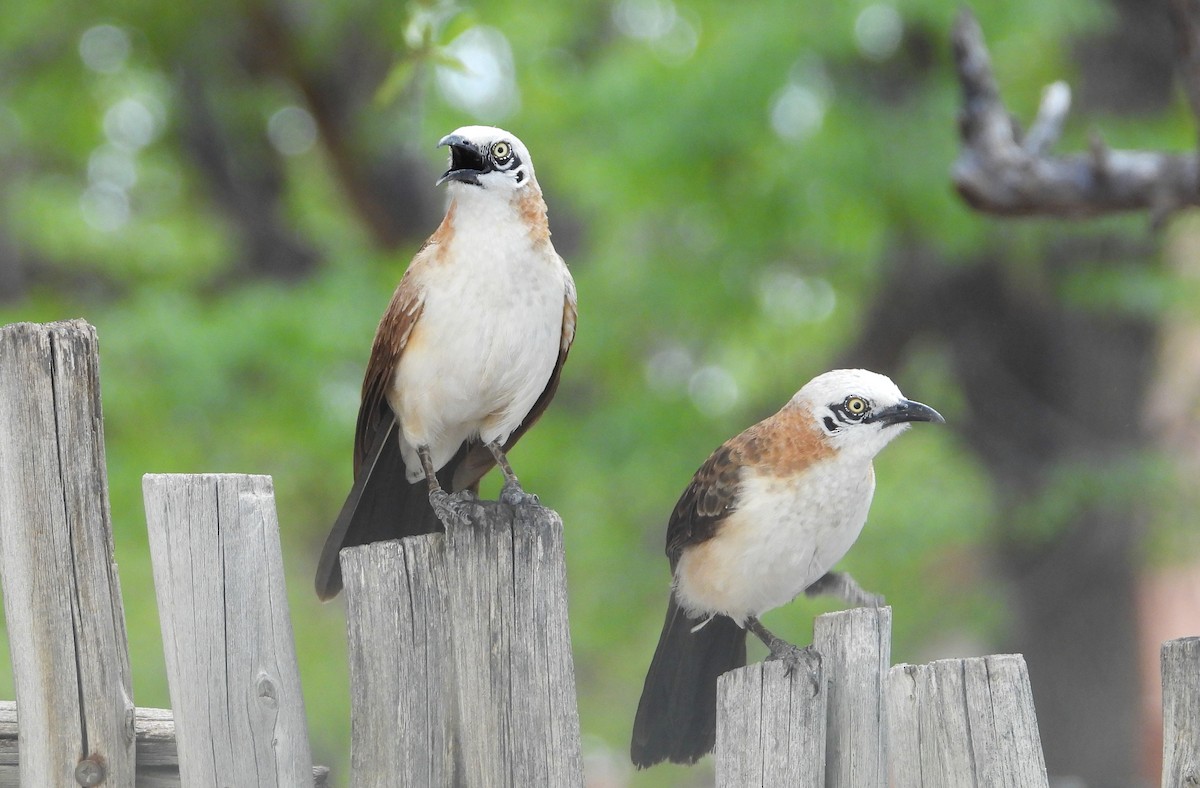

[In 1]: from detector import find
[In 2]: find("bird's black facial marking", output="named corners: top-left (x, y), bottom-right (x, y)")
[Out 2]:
top-left (492, 149), bottom-right (522, 175)
top-left (822, 416), bottom-right (838, 433)
top-left (437, 135), bottom-right (526, 188)
top-left (828, 395), bottom-right (873, 427)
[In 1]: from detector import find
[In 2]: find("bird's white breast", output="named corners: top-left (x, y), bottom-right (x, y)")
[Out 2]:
top-left (391, 204), bottom-right (566, 478)
top-left (673, 456), bottom-right (876, 625)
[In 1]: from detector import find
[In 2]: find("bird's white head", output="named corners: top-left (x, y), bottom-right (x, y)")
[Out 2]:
top-left (437, 125), bottom-right (537, 195)
top-left (791, 369), bottom-right (944, 460)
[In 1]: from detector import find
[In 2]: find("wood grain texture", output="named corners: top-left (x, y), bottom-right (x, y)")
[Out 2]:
top-left (0, 701), bottom-right (328, 787)
top-left (715, 659), bottom-right (827, 788)
top-left (143, 473), bottom-right (315, 787)
top-left (0, 320), bottom-right (135, 786)
top-left (1161, 637), bottom-right (1200, 787)
top-left (340, 500), bottom-right (583, 788)
top-left (444, 501), bottom-right (584, 788)
top-left (814, 606), bottom-right (891, 788)
top-left (342, 534), bottom-right (455, 787)
top-left (887, 654), bottom-right (1048, 788)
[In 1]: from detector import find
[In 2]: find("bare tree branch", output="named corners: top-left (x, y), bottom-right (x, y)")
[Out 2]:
top-left (951, 7), bottom-right (1200, 221)
top-left (1022, 81), bottom-right (1070, 157)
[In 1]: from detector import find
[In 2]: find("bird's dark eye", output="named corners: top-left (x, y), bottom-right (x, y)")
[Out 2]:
top-left (491, 141), bottom-right (512, 161)
top-left (844, 396), bottom-right (869, 418)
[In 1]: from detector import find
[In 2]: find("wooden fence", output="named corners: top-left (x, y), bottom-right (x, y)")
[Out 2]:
top-left (0, 318), bottom-right (1197, 787)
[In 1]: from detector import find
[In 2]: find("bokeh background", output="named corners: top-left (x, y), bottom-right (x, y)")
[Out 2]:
top-left (2, 0), bottom-right (1198, 785)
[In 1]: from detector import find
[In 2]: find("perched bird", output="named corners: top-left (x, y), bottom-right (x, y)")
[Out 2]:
top-left (630, 369), bottom-right (943, 768)
top-left (315, 126), bottom-right (577, 601)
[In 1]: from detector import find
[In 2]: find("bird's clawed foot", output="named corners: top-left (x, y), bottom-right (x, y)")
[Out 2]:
top-left (746, 616), bottom-right (822, 689)
top-left (420, 444), bottom-right (475, 527)
top-left (486, 439), bottom-right (541, 507)
top-left (429, 488), bottom-right (475, 528)
top-left (804, 571), bottom-right (885, 609)
top-left (499, 479), bottom-right (540, 507)
top-left (747, 617), bottom-right (809, 663)
top-left (776, 644), bottom-right (822, 689)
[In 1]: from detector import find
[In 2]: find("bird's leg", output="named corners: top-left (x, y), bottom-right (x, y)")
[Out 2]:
top-left (803, 571), bottom-right (885, 609)
top-left (745, 616), bottom-right (822, 686)
top-left (485, 439), bottom-right (540, 506)
top-left (746, 617), bottom-right (808, 662)
top-left (419, 445), bottom-right (472, 526)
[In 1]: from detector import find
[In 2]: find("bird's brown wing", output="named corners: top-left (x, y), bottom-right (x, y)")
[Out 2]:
top-left (664, 439), bottom-right (746, 568)
top-left (452, 273), bottom-right (578, 490)
top-left (354, 274), bottom-right (424, 475)
top-left (315, 268), bottom-right (430, 601)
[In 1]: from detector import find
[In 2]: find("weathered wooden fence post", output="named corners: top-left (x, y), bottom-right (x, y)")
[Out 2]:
top-left (342, 536), bottom-right (454, 787)
top-left (341, 499), bottom-right (584, 788)
top-left (143, 473), bottom-right (317, 786)
top-left (887, 654), bottom-right (1049, 787)
top-left (0, 320), bottom-right (135, 786)
top-left (714, 606), bottom-right (889, 787)
top-left (715, 658), bottom-right (827, 788)
top-left (815, 606), bottom-right (890, 787)
top-left (1161, 636), bottom-right (1200, 787)
top-left (11, 319), bottom-right (1200, 787)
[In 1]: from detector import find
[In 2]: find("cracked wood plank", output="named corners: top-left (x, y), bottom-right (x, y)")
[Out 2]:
top-left (887, 653), bottom-right (1048, 787)
top-left (814, 606), bottom-right (891, 788)
top-left (0, 700), bottom-right (329, 787)
top-left (714, 606), bottom-right (889, 788)
top-left (143, 474), bottom-right (315, 786)
top-left (340, 500), bottom-right (584, 788)
top-left (1161, 637), bottom-right (1200, 787)
top-left (715, 658), bottom-right (827, 788)
top-left (0, 320), bottom-right (135, 786)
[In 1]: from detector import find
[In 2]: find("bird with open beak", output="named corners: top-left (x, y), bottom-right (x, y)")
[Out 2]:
top-left (315, 126), bottom-right (577, 601)
top-left (631, 369), bottom-right (943, 767)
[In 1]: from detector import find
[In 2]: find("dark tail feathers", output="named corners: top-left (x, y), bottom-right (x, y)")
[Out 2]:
top-left (315, 417), bottom-right (465, 600)
top-left (631, 595), bottom-right (747, 768)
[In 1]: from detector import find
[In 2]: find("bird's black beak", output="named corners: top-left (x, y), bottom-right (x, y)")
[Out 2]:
top-left (864, 399), bottom-right (945, 427)
top-left (437, 134), bottom-right (490, 186)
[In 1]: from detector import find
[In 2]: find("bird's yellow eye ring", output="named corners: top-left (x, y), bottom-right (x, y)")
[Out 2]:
top-left (845, 396), bottom-right (868, 416)
top-left (491, 141), bottom-right (512, 161)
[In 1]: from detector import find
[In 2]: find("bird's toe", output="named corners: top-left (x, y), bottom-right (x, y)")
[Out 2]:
top-left (774, 644), bottom-right (822, 692)
top-left (429, 489), bottom-right (472, 528)
top-left (861, 591), bottom-right (886, 609)
top-left (499, 480), bottom-right (540, 507)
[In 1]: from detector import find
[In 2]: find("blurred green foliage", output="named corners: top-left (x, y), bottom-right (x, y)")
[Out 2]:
top-left (0, 0), bottom-right (1186, 784)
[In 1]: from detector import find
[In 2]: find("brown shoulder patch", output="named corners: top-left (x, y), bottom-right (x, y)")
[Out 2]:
top-left (517, 185), bottom-right (551, 245)
top-left (416, 200), bottom-right (456, 260)
top-left (744, 405), bottom-right (834, 477)
top-left (663, 401), bottom-right (833, 560)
